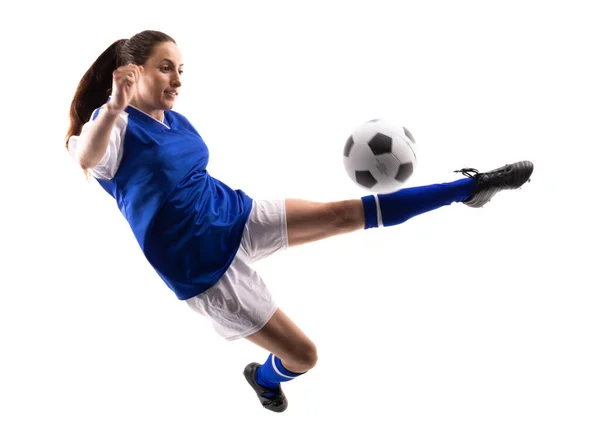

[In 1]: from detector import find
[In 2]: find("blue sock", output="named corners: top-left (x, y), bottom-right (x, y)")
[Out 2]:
top-left (255, 353), bottom-right (304, 390)
top-left (361, 177), bottom-right (476, 229)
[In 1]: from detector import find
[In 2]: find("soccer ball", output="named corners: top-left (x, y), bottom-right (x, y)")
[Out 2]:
top-left (343, 119), bottom-right (417, 193)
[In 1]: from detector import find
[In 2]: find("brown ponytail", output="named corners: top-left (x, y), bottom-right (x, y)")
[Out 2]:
top-left (65, 39), bottom-right (126, 150)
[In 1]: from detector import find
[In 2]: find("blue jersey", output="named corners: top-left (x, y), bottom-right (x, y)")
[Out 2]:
top-left (74, 104), bottom-right (253, 300)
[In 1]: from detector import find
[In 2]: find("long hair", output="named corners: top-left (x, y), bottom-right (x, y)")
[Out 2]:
top-left (65, 30), bottom-right (176, 162)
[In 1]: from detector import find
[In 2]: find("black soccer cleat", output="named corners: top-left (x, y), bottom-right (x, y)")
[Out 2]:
top-left (455, 160), bottom-right (534, 208)
top-left (243, 362), bottom-right (288, 413)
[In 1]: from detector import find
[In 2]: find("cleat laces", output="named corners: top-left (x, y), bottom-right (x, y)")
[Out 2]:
top-left (454, 167), bottom-right (480, 178)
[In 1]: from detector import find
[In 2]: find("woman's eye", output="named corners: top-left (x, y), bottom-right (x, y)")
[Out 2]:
top-left (161, 67), bottom-right (183, 75)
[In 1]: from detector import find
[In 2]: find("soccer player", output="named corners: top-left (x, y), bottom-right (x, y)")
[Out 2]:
top-left (65, 30), bottom-right (534, 413)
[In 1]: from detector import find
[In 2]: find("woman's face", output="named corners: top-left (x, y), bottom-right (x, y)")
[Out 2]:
top-left (134, 41), bottom-right (184, 118)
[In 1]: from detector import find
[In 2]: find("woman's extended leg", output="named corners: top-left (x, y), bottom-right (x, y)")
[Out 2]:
top-left (285, 160), bottom-right (534, 246)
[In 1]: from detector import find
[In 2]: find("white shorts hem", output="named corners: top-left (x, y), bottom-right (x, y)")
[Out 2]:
top-left (224, 303), bottom-right (278, 342)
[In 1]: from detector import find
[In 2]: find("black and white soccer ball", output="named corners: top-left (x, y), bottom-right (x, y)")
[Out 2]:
top-left (343, 119), bottom-right (417, 193)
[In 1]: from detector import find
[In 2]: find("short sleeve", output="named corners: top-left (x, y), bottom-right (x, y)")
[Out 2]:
top-left (68, 107), bottom-right (128, 180)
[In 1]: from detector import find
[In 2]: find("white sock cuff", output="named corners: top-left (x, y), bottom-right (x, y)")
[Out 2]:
top-left (374, 195), bottom-right (382, 227)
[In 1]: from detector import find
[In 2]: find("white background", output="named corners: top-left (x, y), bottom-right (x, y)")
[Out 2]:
top-left (1, 1), bottom-right (599, 445)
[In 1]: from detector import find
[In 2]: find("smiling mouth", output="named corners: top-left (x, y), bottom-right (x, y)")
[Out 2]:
top-left (165, 91), bottom-right (178, 97)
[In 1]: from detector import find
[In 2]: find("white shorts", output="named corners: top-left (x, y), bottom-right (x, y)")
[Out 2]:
top-left (186, 199), bottom-right (288, 341)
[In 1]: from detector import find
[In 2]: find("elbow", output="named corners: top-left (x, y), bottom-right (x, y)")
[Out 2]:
top-left (76, 152), bottom-right (96, 171)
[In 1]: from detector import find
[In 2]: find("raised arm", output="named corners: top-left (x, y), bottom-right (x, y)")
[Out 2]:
top-left (75, 63), bottom-right (141, 170)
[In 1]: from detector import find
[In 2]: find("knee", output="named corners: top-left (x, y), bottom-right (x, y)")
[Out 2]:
top-left (286, 341), bottom-right (319, 371)
top-left (329, 200), bottom-right (363, 232)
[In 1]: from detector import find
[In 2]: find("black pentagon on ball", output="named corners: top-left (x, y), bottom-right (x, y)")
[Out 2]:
top-left (355, 170), bottom-right (378, 188)
top-left (343, 136), bottom-right (354, 157)
top-left (395, 162), bottom-right (414, 183)
top-left (368, 133), bottom-right (393, 155)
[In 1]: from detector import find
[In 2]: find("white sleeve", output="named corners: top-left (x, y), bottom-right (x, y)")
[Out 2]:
top-left (67, 107), bottom-right (128, 180)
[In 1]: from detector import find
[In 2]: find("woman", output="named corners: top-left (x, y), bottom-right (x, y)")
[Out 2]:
top-left (65, 30), bottom-right (533, 413)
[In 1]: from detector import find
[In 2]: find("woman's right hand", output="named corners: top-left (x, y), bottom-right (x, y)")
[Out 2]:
top-left (107, 64), bottom-right (141, 113)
